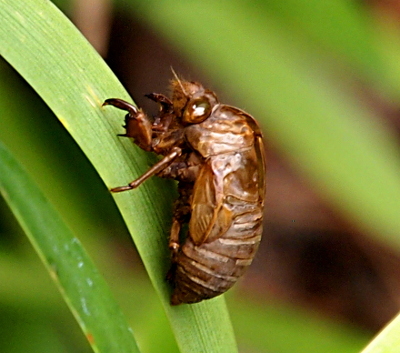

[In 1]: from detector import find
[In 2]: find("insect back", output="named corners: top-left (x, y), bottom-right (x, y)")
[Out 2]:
top-left (103, 77), bottom-right (266, 305)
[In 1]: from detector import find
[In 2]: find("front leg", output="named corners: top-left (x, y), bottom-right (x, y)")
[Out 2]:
top-left (103, 98), bottom-right (153, 151)
top-left (145, 93), bottom-right (174, 132)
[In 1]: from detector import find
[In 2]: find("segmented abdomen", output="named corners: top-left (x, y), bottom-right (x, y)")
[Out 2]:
top-left (170, 200), bottom-right (263, 305)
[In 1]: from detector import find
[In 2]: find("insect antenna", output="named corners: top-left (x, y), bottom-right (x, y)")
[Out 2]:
top-left (170, 66), bottom-right (188, 97)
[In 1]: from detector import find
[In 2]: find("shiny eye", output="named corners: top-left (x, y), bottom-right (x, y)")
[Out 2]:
top-left (183, 98), bottom-right (212, 124)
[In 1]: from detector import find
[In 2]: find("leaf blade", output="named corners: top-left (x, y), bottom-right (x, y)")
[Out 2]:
top-left (0, 1), bottom-right (238, 352)
top-left (0, 141), bottom-right (140, 353)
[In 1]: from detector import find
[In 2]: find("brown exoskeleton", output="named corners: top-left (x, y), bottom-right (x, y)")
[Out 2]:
top-left (103, 76), bottom-right (266, 305)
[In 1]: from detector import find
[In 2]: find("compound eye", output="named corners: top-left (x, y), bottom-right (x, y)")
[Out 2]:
top-left (183, 98), bottom-right (212, 124)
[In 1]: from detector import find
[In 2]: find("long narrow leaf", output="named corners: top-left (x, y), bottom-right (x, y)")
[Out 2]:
top-left (0, 1), bottom-right (237, 352)
top-left (0, 141), bottom-right (140, 353)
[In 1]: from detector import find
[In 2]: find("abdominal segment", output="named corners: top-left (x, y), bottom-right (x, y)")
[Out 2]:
top-left (170, 200), bottom-right (263, 305)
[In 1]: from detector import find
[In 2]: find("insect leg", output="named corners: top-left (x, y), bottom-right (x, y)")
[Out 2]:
top-left (165, 218), bottom-right (181, 284)
top-left (145, 93), bottom-right (174, 132)
top-left (111, 147), bottom-right (182, 192)
top-left (169, 219), bottom-right (181, 257)
top-left (103, 98), bottom-right (153, 151)
top-left (145, 93), bottom-right (172, 108)
top-left (168, 181), bottom-right (193, 255)
top-left (103, 98), bottom-right (138, 113)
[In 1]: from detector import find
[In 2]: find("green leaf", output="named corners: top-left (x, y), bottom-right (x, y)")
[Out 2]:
top-left (0, 1), bottom-right (237, 352)
top-left (0, 141), bottom-right (140, 353)
top-left (361, 313), bottom-right (400, 353)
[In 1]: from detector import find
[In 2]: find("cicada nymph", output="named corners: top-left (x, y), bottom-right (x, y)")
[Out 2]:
top-left (103, 76), bottom-right (266, 305)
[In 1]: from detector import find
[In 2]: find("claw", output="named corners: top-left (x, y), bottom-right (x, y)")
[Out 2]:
top-left (145, 93), bottom-right (172, 106)
top-left (104, 98), bottom-right (153, 151)
top-left (103, 98), bottom-right (138, 115)
top-left (145, 93), bottom-right (173, 113)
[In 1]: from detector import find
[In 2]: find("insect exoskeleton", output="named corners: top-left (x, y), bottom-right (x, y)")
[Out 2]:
top-left (103, 76), bottom-right (266, 305)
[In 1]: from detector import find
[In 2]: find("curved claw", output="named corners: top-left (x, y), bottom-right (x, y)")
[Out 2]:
top-left (103, 98), bottom-right (138, 115)
top-left (145, 93), bottom-right (172, 106)
top-left (104, 98), bottom-right (153, 151)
